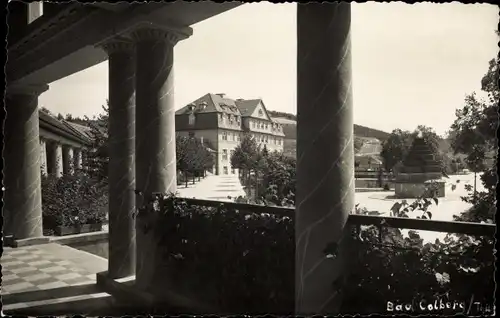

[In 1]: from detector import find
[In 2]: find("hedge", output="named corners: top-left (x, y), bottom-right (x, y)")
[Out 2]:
top-left (139, 194), bottom-right (495, 315)
top-left (41, 171), bottom-right (108, 235)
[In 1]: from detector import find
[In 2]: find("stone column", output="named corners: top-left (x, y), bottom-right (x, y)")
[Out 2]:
top-left (80, 149), bottom-right (87, 171)
top-left (40, 138), bottom-right (48, 176)
top-left (47, 141), bottom-right (63, 177)
top-left (295, 3), bottom-right (354, 315)
top-left (62, 145), bottom-right (74, 174)
top-left (101, 38), bottom-right (137, 279)
top-left (131, 25), bottom-right (191, 289)
top-left (73, 148), bottom-right (83, 170)
top-left (4, 84), bottom-right (48, 239)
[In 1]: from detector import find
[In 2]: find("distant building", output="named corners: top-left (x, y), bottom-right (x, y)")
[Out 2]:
top-left (175, 93), bottom-right (286, 175)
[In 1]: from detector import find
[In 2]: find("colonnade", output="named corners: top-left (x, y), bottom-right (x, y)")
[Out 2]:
top-left (39, 138), bottom-right (84, 177)
top-left (5, 3), bottom-right (354, 314)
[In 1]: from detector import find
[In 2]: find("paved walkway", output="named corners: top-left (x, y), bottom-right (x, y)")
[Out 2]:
top-left (355, 173), bottom-right (481, 243)
top-left (1, 243), bottom-right (111, 315)
top-left (177, 174), bottom-right (245, 202)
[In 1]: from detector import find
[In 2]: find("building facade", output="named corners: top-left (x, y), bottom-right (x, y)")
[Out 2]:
top-left (175, 93), bottom-right (286, 175)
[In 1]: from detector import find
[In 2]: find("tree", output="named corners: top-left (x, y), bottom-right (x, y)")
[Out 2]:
top-left (83, 103), bottom-right (109, 182)
top-left (40, 107), bottom-right (51, 114)
top-left (380, 129), bottom-right (414, 172)
top-left (259, 151), bottom-right (296, 206)
top-left (176, 135), bottom-right (215, 187)
top-left (231, 133), bottom-right (259, 180)
top-left (57, 113), bottom-right (64, 120)
top-left (414, 125), bottom-right (456, 174)
top-left (449, 55), bottom-right (498, 223)
top-left (381, 126), bottom-right (455, 174)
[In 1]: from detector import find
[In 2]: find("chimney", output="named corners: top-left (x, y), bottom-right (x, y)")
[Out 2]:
top-left (216, 93), bottom-right (226, 98)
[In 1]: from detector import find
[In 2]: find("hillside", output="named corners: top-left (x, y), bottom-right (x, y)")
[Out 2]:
top-left (269, 110), bottom-right (390, 141)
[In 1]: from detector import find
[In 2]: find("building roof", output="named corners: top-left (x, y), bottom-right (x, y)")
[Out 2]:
top-left (176, 93), bottom-right (277, 121)
top-left (272, 117), bottom-right (297, 125)
top-left (66, 121), bottom-right (94, 139)
top-left (176, 93), bottom-right (285, 136)
top-left (176, 93), bottom-right (241, 115)
top-left (39, 110), bottom-right (91, 145)
top-left (234, 99), bottom-right (260, 117)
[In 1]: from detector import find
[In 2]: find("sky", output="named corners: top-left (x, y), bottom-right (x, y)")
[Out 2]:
top-left (39, 2), bottom-right (498, 137)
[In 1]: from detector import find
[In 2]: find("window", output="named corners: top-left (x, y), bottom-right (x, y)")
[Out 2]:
top-left (223, 166), bottom-right (228, 175)
top-left (222, 149), bottom-right (228, 161)
top-left (230, 150), bottom-right (235, 159)
top-left (265, 137), bottom-right (269, 143)
top-left (258, 109), bottom-right (263, 116)
top-left (231, 168), bottom-right (235, 174)
top-left (237, 134), bottom-right (241, 141)
top-left (222, 131), bottom-right (227, 141)
top-left (252, 121), bottom-right (255, 128)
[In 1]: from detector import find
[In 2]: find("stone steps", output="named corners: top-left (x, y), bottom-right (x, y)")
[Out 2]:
top-left (2, 283), bottom-right (113, 316)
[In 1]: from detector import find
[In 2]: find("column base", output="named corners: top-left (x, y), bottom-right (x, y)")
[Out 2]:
top-left (96, 271), bottom-right (153, 309)
top-left (96, 271), bottom-right (212, 314)
top-left (4, 235), bottom-right (50, 248)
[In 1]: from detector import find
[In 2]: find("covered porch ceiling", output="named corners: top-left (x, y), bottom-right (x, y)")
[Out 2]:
top-left (7, 1), bottom-right (243, 87)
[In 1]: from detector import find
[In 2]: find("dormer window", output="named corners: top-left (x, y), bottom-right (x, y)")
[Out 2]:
top-left (200, 102), bottom-right (207, 110)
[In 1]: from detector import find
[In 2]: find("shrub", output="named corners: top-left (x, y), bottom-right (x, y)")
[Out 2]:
top-left (139, 194), bottom-right (494, 315)
top-left (41, 171), bottom-right (108, 233)
top-left (138, 193), bottom-right (295, 314)
top-left (342, 226), bottom-right (494, 315)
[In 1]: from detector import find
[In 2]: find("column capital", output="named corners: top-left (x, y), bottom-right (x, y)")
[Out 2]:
top-left (130, 22), bottom-right (191, 46)
top-left (6, 84), bottom-right (49, 98)
top-left (99, 36), bottom-right (135, 55)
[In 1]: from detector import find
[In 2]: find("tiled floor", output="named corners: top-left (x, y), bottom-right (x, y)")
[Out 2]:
top-left (1, 243), bottom-right (110, 314)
